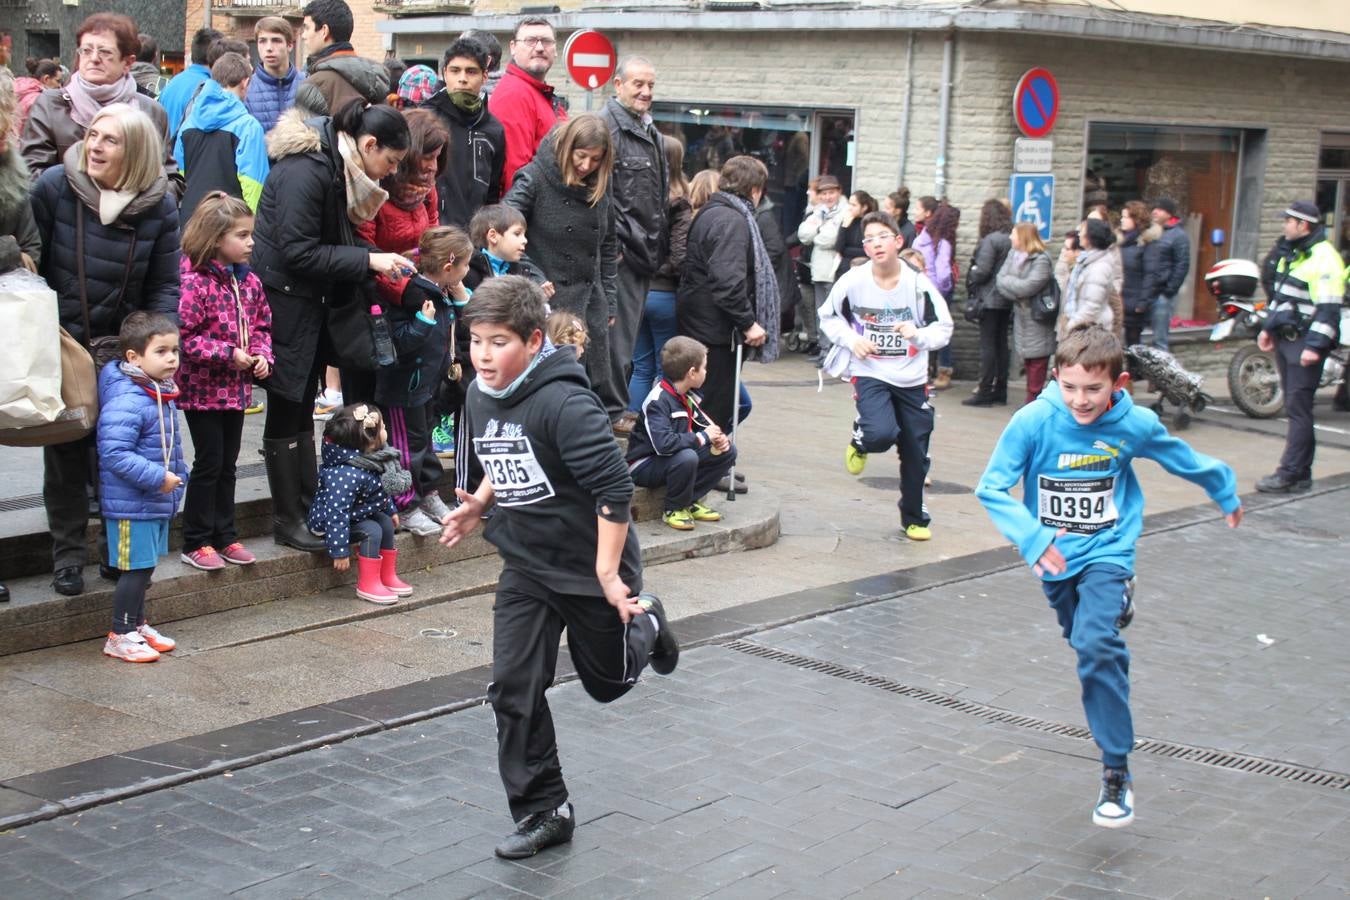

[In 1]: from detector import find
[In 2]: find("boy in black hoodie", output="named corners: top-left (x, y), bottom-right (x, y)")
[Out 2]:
top-left (440, 276), bottom-right (679, 860)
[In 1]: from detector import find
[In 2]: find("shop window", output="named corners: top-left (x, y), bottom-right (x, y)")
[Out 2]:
top-left (1317, 133), bottom-right (1350, 265)
top-left (1084, 123), bottom-right (1243, 322)
top-left (651, 102), bottom-right (855, 238)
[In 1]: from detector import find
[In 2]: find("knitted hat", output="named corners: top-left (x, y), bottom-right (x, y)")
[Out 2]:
top-left (1150, 197), bottom-right (1179, 217)
top-left (398, 65), bottom-right (438, 106)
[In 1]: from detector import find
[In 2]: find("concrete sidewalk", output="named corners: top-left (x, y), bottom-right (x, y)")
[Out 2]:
top-left (0, 486), bottom-right (1346, 898)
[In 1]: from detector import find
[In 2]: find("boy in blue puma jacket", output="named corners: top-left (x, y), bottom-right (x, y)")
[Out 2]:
top-left (976, 325), bottom-right (1242, 829)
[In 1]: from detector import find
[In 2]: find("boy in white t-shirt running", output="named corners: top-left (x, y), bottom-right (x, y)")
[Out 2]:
top-left (819, 211), bottom-right (953, 540)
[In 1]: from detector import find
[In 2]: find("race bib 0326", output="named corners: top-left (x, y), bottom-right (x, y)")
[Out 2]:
top-left (473, 436), bottom-right (555, 506)
top-left (1038, 475), bottom-right (1117, 534)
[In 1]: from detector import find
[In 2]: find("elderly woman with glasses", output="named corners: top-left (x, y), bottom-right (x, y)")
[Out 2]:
top-left (20, 13), bottom-right (183, 198)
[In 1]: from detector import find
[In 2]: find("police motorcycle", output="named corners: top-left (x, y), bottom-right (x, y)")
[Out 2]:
top-left (1207, 258), bottom-right (1348, 418)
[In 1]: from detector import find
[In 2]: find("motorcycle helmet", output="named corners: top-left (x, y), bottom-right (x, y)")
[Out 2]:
top-left (1204, 258), bottom-right (1260, 299)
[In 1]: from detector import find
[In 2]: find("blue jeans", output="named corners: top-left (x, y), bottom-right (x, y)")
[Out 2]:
top-left (1150, 293), bottom-right (1175, 351)
top-left (1042, 563), bottom-right (1134, 769)
top-left (626, 290), bottom-right (679, 413)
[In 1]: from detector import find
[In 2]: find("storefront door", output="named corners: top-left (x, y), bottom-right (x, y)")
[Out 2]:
top-left (1316, 133), bottom-right (1350, 266)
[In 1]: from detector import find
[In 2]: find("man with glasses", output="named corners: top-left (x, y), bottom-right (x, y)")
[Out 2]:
top-left (21, 13), bottom-right (184, 198)
top-left (489, 17), bottom-right (568, 190)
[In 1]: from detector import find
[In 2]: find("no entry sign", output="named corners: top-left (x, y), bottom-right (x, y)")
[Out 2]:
top-left (1013, 68), bottom-right (1059, 139)
top-left (564, 29), bottom-right (616, 91)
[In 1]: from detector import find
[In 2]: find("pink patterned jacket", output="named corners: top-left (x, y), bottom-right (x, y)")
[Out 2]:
top-left (177, 257), bottom-right (274, 411)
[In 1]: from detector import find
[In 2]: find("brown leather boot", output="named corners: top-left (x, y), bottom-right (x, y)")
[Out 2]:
top-left (933, 367), bottom-right (954, 390)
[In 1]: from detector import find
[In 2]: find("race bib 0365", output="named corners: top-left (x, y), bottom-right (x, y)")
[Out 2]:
top-left (1038, 475), bottom-right (1117, 534)
top-left (473, 436), bottom-right (555, 506)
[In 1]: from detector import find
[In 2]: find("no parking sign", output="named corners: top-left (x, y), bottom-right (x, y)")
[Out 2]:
top-left (1013, 68), bottom-right (1059, 139)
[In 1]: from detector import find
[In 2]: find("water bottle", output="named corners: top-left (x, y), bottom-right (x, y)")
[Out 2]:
top-left (369, 304), bottom-right (397, 367)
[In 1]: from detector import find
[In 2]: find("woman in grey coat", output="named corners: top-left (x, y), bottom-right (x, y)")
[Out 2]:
top-left (964, 199), bottom-right (1013, 406)
top-left (1056, 218), bottom-right (1117, 341)
top-left (503, 114), bottom-right (618, 408)
top-left (996, 221), bottom-right (1055, 405)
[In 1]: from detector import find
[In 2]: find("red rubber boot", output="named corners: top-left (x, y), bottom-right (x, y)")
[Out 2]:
top-left (379, 548), bottom-right (414, 597)
top-left (355, 556), bottom-right (399, 604)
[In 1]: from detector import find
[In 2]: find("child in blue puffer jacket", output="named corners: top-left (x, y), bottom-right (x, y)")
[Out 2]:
top-left (97, 312), bottom-right (190, 663)
top-left (308, 404), bottom-right (415, 606)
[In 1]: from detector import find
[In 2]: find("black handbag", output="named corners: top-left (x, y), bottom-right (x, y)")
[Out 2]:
top-left (325, 283), bottom-right (396, 371)
top-left (1030, 276), bottom-right (1061, 325)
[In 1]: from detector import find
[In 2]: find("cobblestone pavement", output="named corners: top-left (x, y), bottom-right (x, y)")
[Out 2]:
top-left (0, 490), bottom-right (1346, 898)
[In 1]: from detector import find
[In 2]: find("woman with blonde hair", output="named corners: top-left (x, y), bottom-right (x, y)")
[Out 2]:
top-left (30, 101), bottom-right (182, 596)
top-left (688, 169), bottom-right (719, 213)
top-left (995, 220), bottom-right (1055, 404)
top-left (504, 113), bottom-right (619, 409)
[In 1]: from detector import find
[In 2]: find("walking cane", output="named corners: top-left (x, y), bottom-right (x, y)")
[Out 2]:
top-left (726, 332), bottom-right (744, 502)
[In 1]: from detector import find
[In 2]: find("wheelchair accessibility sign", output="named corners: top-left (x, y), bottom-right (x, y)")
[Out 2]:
top-left (1010, 174), bottom-right (1054, 241)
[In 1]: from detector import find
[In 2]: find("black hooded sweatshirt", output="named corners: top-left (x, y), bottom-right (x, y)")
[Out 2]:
top-left (465, 346), bottom-right (642, 595)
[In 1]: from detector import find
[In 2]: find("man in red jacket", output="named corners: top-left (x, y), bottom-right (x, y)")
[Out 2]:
top-left (488, 17), bottom-right (568, 191)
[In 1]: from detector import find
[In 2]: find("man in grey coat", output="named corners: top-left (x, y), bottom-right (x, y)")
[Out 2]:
top-left (600, 57), bottom-right (667, 430)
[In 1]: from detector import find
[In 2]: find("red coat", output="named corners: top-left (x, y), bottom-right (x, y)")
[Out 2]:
top-left (176, 257), bottom-right (274, 411)
top-left (488, 63), bottom-right (568, 191)
top-left (356, 183), bottom-right (438, 308)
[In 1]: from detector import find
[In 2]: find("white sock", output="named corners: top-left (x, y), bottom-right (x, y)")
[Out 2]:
top-left (556, 802), bottom-right (571, 819)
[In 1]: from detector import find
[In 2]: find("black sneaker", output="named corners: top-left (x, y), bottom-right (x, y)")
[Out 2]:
top-left (1116, 577), bottom-right (1136, 631)
top-left (52, 566), bottom-right (84, 597)
top-left (494, 804), bottom-right (575, 859)
top-left (1093, 768), bottom-right (1134, 828)
top-left (638, 593), bottom-right (680, 675)
top-left (1255, 473), bottom-right (1312, 494)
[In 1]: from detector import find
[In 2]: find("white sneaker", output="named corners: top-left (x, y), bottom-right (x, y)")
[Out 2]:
top-left (312, 390), bottom-right (343, 421)
top-left (401, 508), bottom-right (444, 536)
top-left (103, 631), bottom-right (160, 663)
top-left (420, 492), bottom-right (452, 523)
top-left (137, 622), bottom-right (176, 653)
top-left (1093, 768), bottom-right (1135, 828)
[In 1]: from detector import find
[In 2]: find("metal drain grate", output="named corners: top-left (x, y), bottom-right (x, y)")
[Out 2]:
top-left (725, 640), bottom-right (1350, 791)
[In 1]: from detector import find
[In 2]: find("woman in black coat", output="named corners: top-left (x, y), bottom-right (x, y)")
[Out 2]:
top-left (1118, 200), bottom-right (1162, 347)
top-left (29, 102), bottom-right (180, 596)
top-left (964, 199), bottom-right (1014, 406)
top-left (503, 114), bottom-right (619, 411)
top-left (677, 156), bottom-right (770, 431)
top-left (834, 190), bottom-right (878, 281)
top-left (251, 100), bottom-right (411, 551)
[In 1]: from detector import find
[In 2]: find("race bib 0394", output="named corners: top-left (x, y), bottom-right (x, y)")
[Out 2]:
top-left (1038, 475), bottom-right (1117, 534)
top-left (473, 436), bottom-right (555, 506)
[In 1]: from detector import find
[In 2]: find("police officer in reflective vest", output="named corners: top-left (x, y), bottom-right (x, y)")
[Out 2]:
top-left (1255, 201), bottom-right (1347, 493)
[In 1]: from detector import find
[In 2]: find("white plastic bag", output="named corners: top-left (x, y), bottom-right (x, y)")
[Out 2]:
top-left (0, 268), bottom-right (64, 428)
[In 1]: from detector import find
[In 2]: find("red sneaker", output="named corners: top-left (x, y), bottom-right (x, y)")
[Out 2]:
top-left (181, 546), bottom-right (225, 571)
top-left (218, 543), bottom-right (256, 565)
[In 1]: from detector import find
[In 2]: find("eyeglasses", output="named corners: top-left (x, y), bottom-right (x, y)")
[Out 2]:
top-left (515, 36), bottom-right (556, 48)
top-left (862, 234), bottom-right (898, 245)
top-left (77, 46), bottom-right (119, 62)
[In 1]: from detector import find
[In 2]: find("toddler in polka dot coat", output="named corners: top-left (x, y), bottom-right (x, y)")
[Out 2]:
top-left (308, 404), bottom-right (415, 605)
top-left (176, 194), bottom-right (274, 572)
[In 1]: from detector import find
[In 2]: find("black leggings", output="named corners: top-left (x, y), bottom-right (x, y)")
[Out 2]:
top-left (111, 567), bottom-right (154, 635)
top-left (351, 512), bottom-right (396, 559)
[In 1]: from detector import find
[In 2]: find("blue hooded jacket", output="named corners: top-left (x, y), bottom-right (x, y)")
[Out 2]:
top-left (245, 64), bottom-right (304, 133)
top-left (175, 80), bottom-right (271, 222)
top-left (159, 64), bottom-right (213, 141)
top-left (96, 361), bottom-right (189, 521)
top-left (976, 379), bottom-right (1238, 579)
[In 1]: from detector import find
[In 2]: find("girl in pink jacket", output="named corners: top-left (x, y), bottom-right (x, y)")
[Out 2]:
top-left (176, 192), bottom-right (274, 571)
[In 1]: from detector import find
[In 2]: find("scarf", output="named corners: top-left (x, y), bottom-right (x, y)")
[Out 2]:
top-left (65, 71), bottom-right (139, 129)
top-left (477, 342), bottom-right (556, 401)
top-left (336, 131), bottom-right (388, 225)
top-left (449, 90), bottom-right (483, 113)
top-left (720, 192), bottom-right (781, 363)
top-left (350, 446), bottom-right (413, 498)
top-left (389, 179), bottom-right (433, 212)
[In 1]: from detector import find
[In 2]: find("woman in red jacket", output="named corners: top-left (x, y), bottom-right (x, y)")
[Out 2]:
top-left (356, 109), bottom-right (450, 309)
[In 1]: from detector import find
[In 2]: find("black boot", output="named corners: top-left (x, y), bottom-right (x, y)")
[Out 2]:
top-left (0, 584), bottom-right (9, 603)
top-left (262, 437), bottom-right (327, 552)
top-left (296, 431), bottom-right (319, 511)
